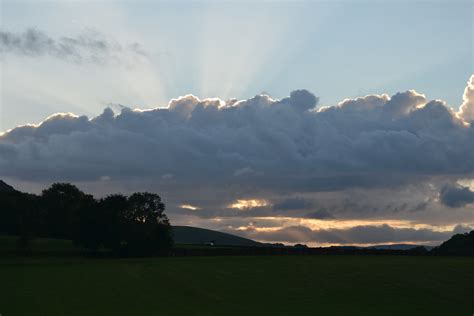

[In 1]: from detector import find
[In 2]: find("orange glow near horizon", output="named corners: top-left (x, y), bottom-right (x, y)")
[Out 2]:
top-left (229, 217), bottom-right (469, 247)
top-left (259, 240), bottom-right (440, 248)
top-left (225, 216), bottom-right (461, 233)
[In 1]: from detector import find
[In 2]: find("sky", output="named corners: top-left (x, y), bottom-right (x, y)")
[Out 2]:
top-left (0, 0), bottom-right (473, 246)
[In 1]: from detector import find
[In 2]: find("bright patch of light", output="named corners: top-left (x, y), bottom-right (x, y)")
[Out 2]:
top-left (180, 204), bottom-right (200, 211)
top-left (457, 178), bottom-right (474, 190)
top-left (229, 199), bottom-right (270, 210)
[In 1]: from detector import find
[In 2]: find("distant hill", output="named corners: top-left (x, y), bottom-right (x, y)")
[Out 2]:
top-left (431, 231), bottom-right (474, 256)
top-left (171, 226), bottom-right (442, 250)
top-left (172, 226), bottom-right (263, 247)
top-left (0, 180), bottom-right (15, 193)
top-left (367, 244), bottom-right (434, 251)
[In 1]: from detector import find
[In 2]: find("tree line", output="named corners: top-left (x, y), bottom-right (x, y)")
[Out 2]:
top-left (0, 183), bottom-right (173, 256)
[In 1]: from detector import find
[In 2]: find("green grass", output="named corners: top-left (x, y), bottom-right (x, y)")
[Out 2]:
top-left (1, 256), bottom-right (473, 316)
top-left (0, 235), bottom-right (77, 253)
top-left (0, 235), bottom-right (230, 252)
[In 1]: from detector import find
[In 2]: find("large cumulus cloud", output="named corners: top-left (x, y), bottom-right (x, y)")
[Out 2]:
top-left (1, 78), bottom-right (474, 245)
top-left (1, 83), bottom-right (473, 185)
top-left (458, 75), bottom-right (474, 122)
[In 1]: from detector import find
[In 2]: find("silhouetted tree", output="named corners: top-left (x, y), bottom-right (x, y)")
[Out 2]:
top-left (75, 199), bottom-right (103, 253)
top-left (0, 190), bottom-right (39, 250)
top-left (431, 231), bottom-right (474, 256)
top-left (16, 193), bottom-right (40, 252)
top-left (74, 191), bottom-right (173, 256)
top-left (122, 192), bottom-right (173, 255)
top-left (126, 192), bottom-right (169, 225)
top-left (0, 191), bottom-right (20, 235)
top-left (294, 244), bottom-right (308, 248)
top-left (99, 194), bottom-right (129, 253)
top-left (0, 181), bottom-right (173, 256)
top-left (40, 183), bottom-right (95, 241)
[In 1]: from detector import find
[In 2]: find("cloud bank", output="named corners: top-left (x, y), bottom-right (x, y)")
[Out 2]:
top-left (439, 183), bottom-right (474, 208)
top-left (0, 28), bottom-right (145, 64)
top-left (2, 86), bottom-right (472, 184)
top-left (237, 224), bottom-right (472, 245)
top-left (1, 77), bottom-right (473, 245)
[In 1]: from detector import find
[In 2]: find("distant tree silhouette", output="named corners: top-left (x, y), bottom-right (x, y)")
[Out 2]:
top-left (0, 190), bottom-right (39, 250)
top-left (0, 191), bottom-right (21, 235)
top-left (99, 194), bottom-right (129, 253)
top-left (294, 244), bottom-right (308, 248)
top-left (405, 246), bottom-right (428, 255)
top-left (122, 192), bottom-right (173, 255)
top-left (0, 183), bottom-right (177, 256)
top-left (16, 193), bottom-right (40, 252)
top-left (40, 183), bottom-right (95, 241)
top-left (431, 231), bottom-right (474, 256)
top-left (76, 199), bottom-right (103, 253)
top-left (126, 192), bottom-right (169, 225)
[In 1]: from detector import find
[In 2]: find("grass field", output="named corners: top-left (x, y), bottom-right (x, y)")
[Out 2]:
top-left (0, 235), bottom-right (77, 253)
top-left (2, 255), bottom-right (473, 316)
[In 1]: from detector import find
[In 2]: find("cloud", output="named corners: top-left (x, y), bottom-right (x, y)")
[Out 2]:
top-left (180, 204), bottom-right (200, 211)
top-left (1, 78), bottom-right (474, 233)
top-left (382, 90), bottom-right (426, 119)
top-left (229, 199), bottom-right (270, 210)
top-left (458, 75), bottom-right (474, 122)
top-left (238, 224), bottom-right (466, 245)
top-left (439, 183), bottom-right (474, 208)
top-left (0, 28), bottom-right (145, 64)
top-left (304, 209), bottom-right (334, 219)
top-left (2, 83), bottom-right (472, 186)
top-left (273, 198), bottom-right (312, 211)
top-left (234, 167), bottom-right (255, 177)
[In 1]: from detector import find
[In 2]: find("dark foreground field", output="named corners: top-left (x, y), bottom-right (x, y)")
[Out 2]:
top-left (2, 256), bottom-right (473, 316)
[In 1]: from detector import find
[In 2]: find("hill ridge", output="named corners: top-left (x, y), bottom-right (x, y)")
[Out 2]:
top-left (172, 225), bottom-right (262, 247)
top-left (0, 180), bottom-right (15, 192)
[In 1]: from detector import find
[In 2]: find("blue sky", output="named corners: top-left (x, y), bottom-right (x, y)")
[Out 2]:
top-left (1, 0), bottom-right (472, 130)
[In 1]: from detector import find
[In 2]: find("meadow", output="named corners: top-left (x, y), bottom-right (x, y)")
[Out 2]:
top-left (2, 255), bottom-right (473, 316)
